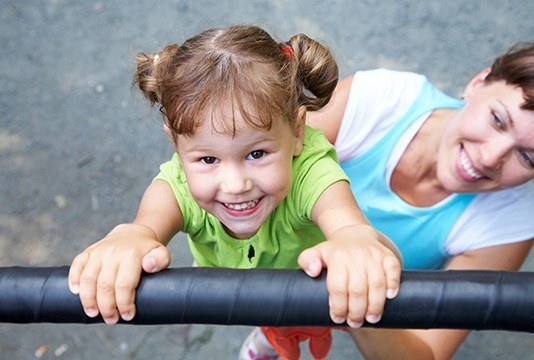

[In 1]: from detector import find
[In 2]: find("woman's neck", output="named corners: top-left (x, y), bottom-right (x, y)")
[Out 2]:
top-left (390, 109), bottom-right (456, 207)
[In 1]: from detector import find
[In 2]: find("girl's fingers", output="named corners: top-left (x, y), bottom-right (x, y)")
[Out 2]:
top-left (78, 256), bottom-right (103, 319)
top-left (326, 262), bottom-right (349, 325)
top-left (363, 264), bottom-right (387, 324)
top-left (345, 266), bottom-right (368, 328)
top-left (115, 258), bottom-right (143, 321)
top-left (95, 259), bottom-right (121, 324)
top-left (383, 254), bottom-right (402, 299)
top-left (68, 252), bottom-right (89, 294)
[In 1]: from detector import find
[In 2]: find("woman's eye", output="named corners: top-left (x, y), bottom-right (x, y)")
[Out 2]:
top-left (519, 151), bottom-right (534, 168)
top-left (247, 150), bottom-right (265, 160)
top-left (200, 156), bottom-right (219, 164)
top-left (492, 113), bottom-right (504, 129)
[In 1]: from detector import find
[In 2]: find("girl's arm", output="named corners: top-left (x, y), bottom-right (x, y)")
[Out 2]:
top-left (298, 180), bottom-right (402, 328)
top-left (349, 239), bottom-right (533, 359)
top-left (68, 180), bottom-right (183, 324)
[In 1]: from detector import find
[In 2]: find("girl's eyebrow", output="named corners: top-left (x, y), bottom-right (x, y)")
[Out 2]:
top-left (180, 131), bottom-right (277, 152)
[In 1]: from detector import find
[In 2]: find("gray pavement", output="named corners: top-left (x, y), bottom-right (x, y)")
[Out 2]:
top-left (1, 0), bottom-right (533, 359)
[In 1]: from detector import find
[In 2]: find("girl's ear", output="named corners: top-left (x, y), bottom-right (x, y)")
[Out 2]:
top-left (163, 123), bottom-right (173, 140)
top-left (463, 67), bottom-right (491, 99)
top-left (293, 106), bottom-right (307, 156)
top-left (163, 123), bottom-right (181, 152)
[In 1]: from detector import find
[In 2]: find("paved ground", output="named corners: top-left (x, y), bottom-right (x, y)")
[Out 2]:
top-left (1, 1), bottom-right (533, 359)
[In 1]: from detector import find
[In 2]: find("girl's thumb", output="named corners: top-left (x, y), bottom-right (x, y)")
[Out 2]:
top-left (142, 246), bottom-right (171, 273)
top-left (298, 246), bottom-right (325, 278)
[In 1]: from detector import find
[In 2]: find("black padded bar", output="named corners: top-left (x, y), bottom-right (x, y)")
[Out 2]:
top-left (0, 267), bottom-right (532, 332)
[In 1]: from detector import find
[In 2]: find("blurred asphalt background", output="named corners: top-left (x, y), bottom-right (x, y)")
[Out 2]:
top-left (1, 0), bottom-right (533, 359)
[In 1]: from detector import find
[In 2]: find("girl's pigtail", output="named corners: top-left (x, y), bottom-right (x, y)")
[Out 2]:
top-left (288, 34), bottom-right (339, 111)
top-left (133, 44), bottom-right (180, 106)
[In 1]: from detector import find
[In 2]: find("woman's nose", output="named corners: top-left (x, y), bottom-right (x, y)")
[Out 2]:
top-left (480, 137), bottom-right (514, 169)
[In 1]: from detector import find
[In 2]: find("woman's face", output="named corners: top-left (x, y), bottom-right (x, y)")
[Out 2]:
top-left (437, 70), bottom-right (534, 193)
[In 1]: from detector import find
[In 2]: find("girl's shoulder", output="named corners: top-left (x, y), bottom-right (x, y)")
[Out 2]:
top-left (155, 153), bottom-right (207, 231)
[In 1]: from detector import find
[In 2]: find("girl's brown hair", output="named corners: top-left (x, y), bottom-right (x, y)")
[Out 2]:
top-left (133, 25), bottom-right (339, 141)
top-left (485, 42), bottom-right (534, 110)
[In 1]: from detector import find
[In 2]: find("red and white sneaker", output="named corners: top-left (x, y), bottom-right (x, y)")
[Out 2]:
top-left (238, 327), bottom-right (280, 360)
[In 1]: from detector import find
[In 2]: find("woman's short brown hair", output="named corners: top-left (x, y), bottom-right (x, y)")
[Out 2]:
top-left (485, 42), bottom-right (534, 111)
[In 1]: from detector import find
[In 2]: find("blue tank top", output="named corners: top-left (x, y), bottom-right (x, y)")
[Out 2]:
top-left (341, 80), bottom-right (476, 269)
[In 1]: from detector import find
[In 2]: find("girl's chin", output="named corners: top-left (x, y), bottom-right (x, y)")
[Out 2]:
top-left (222, 222), bottom-right (259, 238)
top-left (227, 229), bottom-right (259, 239)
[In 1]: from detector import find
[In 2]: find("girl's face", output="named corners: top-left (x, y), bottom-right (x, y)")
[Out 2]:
top-left (175, 110), bottom-right (304, 239)
top-left (437, 70), bottom-right (534, 193)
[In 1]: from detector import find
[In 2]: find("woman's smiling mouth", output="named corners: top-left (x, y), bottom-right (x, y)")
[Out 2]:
top-left (458, 146), bottom-right (487, 182)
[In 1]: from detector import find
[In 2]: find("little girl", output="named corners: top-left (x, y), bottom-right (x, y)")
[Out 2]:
top-left (68, 25), bottom-right (402, 359)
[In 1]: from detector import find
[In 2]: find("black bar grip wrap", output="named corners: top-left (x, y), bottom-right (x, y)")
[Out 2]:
top-left (0, 267), bottom-right (532, 332)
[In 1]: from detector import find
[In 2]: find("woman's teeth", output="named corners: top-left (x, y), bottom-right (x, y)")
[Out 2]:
top-left (461, 150), bottom-right (483, 179)
top-left (224, 199), bottom-right (259, 211)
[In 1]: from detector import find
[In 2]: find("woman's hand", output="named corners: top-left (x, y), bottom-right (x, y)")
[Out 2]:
top-left (68, 223), bottom-right (171, 324)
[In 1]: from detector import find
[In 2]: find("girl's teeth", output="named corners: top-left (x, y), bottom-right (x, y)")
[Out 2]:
top-left (224, 199), bottom-right (259, 211)
top-left (461, 150), bottom-right (483, 179)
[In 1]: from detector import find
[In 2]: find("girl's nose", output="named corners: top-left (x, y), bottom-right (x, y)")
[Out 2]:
top-left (220, 169), bottom-right (253, 194)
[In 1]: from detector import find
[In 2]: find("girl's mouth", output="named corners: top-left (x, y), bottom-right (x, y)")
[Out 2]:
top-left (223, 198), bottom-right (260, 211)
top-left (221, 197), bottom-right (262, 216)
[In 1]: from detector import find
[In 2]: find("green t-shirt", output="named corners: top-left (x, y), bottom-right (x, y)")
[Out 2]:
top-left (155, 126), bottom-right (349, 269)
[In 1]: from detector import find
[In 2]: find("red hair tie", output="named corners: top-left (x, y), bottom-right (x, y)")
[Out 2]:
top-left (281, 42), bottom-right (295, 60)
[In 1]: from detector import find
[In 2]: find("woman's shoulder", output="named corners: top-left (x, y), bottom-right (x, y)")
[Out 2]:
top-left (468, 182), bottom-right (533, 215)
top-left (353, 68), bottom-right (427, 86)
top-left (335, 69), bottom-right (429, 161)
top-left (349, 69), bottom-right (428, 113)
top-left (446, 182), bottom-right (534, 255)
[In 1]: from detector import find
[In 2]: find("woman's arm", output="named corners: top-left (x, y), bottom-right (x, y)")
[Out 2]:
top-left (349, 239), bottom-right (533, 360)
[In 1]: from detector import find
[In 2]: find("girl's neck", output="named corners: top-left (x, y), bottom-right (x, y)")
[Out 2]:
top-left (390, 109), bottom-right (456, 207)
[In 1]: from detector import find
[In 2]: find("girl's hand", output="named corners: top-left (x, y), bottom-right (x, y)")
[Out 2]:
top-left (298, 225), bottom-right (401, 328)
top-left (68, 223), bottom-right (171, 324)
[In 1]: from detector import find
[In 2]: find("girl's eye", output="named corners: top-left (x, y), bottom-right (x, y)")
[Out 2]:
top-left (200, 156), bottom-right (219, 164)
top-left (247, 150), bottom-right (265, 160)
top-left (492, 113), bottom-right (505, 129)
top-left (519, 151), bottom-right (534, 168)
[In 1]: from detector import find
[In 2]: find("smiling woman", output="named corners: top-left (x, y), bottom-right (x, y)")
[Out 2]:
top-left (437, 69), bottom-right (534, 193)
top-left (304, 41), bottom-right (534, 360)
